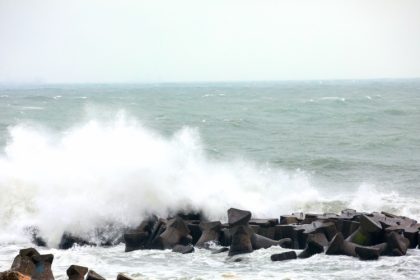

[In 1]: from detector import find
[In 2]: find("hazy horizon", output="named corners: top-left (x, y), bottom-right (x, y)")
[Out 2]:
top-left (1, 0), bottom-right (420, 84)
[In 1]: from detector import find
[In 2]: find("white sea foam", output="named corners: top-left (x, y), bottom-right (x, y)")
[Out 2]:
top-left (320, 96), bottom-right (346, 102)
top-left (0, 115), bottom-right (418, 247)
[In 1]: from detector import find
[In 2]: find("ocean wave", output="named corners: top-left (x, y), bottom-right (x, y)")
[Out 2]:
top-left (0, 115), bottom-right (417, 246)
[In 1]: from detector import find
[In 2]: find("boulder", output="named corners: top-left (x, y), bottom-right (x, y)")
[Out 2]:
top-left (274, 225), bottom-right (294, 241)
top-left (116, 274), bottom-right (133, 280)
top-left (211, 247), bottom-right (229, 254)
top-left (256, 227), bottom-right (276, 240)
top-left (355, 246), bottom-right (380, 260)
top-left (249, 219), bottom-right (278, 227)
top-left (11, 248), bottom-right (38, 276)
top-left (298, 234), bottom-right (324, 259)
top-left (0, 271), bottom-right (31, 280)
top-left (271, 251), bottom-right (297, 261)
top-left (250, 233), bottom-right (291, 250)
top-left (147, 218), bottom-right (167, 249)
top-left (158, 217), bottom-right (191, 249)
top-left (228, 225), bottom-right (253, 256)
top-left (11, 248), bottom-right (54, 280)
top-left (325, 233), bottom-right (357, 257)
top-left (31, 254), bottom-right (54, 280)
top-left (123, 232), bottom-right (149, 252)
top-left (385, 231), bottom-right (409, 256)
top-left (59, 233), bottom-right (93, 249)
top-left (187, 223), bottom-right (202, 245)
top-left (346, 215), bottom-right (382, 246)
top-left (25, 227), bottom-right (47, 247)
top-left (385, 226), bottom-right (419, 248)
top-left (123, 216), bottom-right (162, 251)
top-left (172, 244), bottom-right (194, 254)
top-left (334, 220), bottom-right (360, 239)
top-left (280, 213), bottom-right (304, 225)
top-left (340, 209), bottom-right (361, 219)
top-left (66, 265), bottom-right (88, 280)
top-left (196, 221), bottom-right (221, 248)
top-left (219, 228), bottom-right (232, 247)
top-left (86, 270), bottom-right (105, 280)
top-left (227, 208), bottom-right (251, 226)
top-left (250, 233), bottom-right (276, 249)
top-left (174, 211), bottom-right (202, 222)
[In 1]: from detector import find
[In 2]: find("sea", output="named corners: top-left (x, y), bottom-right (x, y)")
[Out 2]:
top-left (0, 80), bottom-right (419, 279)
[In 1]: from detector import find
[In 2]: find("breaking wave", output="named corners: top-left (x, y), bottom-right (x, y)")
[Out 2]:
top-left (0, 114), bottom-right (418, 246)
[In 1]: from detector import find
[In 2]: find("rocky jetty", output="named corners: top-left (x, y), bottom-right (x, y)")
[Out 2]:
top-left (1, 208), bottom-right (419, 279)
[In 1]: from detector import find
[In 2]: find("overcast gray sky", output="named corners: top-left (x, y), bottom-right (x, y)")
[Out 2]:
top-left (1, 0), bottom-right (420, 83)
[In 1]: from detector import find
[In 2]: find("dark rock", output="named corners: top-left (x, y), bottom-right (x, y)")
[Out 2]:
top-left (280, 213), bottom-right (304, 225)
top-left (301, 213), bottom-right (320, 224)
top-left (355, 246), bottom-right (380, 260)
top-left (381, 211), bottom-right (398, 219)
top-left (123, 232), bottom-right (149, 252)
top-left (307, 232), bottom-right (329, 247)
top-left (346, 215), bottom-right (382, 246)
top-left (257, 227), bottom-right (276, 240)
top-left (11, 248), bottom-right (54, 280)
top-left (123, 216), bottom-right (161, 251)
top-left (249, 219), bottom-right (278, 227)
top-left (274, 225), bottom-right (294, 241)
top-left (372, 242), bottom-right (389, 255)
top-left (385, 226), bottom-right (419, 248)
top-left (0, 271), bottom-right (31, 280)
top-left (385, 231), bottom-right (409, 256)
top-left (66, 265), bottom-right (88, 280)
top-left (174, 211), bottom-right (202, 221)
top-left (11, 248), bottom-right (39, 276)
top-left (158, 217), bottom-right (191, 249)
top-left (211, 247), bottom-right (229, 254)
top-left (86, 270), bottom-right (105, 280)
top-left (147, 218), bottom-right (167, 249)
top-left (325, 233), bottom-right (357, 257)
top-left (228, 225), bottom-right (253, 256)
top-left (31, 254), bottom-right (54, 280)
top-left (250, 233), bottom-right (280, 250)
top-left (136, 216), bottom-right (159, 232)
top-left (59, 233), bottom-right (93, 249)
top-left (279, 215), bottom-right (299, 225)
top-left (196, 221), bottom-right (221, 248)
top-left (187, 223), bottom-right (202, 245)
top-left (298, 234), bottom-right (324, 259)
top-left (335, 220), bottom-right (360, 239)
top-left (219, 228), bottom-right (232, 247)
top-left (298, 221), bottom-right (337, 241)
top-left (227, 208), bottom-right (251, 226)
top-left (271, 251), bottom-right (297, 261)
top-left (116, 274), bottom-right (133, 280)
top-left (290, 221), bottom-right (337, 249)
top-left (341, 209), bottom-right (359, 219)
top-left (172, 244), bottom-right (194, 254)
top-left (277, 238), bottom-right (293, 249)
top-left (33, 237), bottom-right (47, 247)
top-left (391, 248), bottom-right (404, 256)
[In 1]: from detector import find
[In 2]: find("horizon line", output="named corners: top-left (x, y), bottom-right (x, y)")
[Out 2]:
top-left (1, 77), bottom-right (420, 87)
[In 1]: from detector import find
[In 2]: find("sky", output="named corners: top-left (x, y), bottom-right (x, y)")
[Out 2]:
top-left (0, 0), bottom-right (420, 83)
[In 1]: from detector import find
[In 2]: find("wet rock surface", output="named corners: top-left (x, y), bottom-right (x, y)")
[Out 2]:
top-left (1, 208), bottom-right (419, 280)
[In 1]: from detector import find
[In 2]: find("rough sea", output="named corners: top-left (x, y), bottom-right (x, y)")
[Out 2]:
top-left (0, 80), bottom-right (420, 279)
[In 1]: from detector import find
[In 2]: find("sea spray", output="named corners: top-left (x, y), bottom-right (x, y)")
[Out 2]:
top-left (0, 116), bottom-right (418, 247)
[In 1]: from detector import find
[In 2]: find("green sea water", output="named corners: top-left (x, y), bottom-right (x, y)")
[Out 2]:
top-left (1, 79), bottom-right (419, 196)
